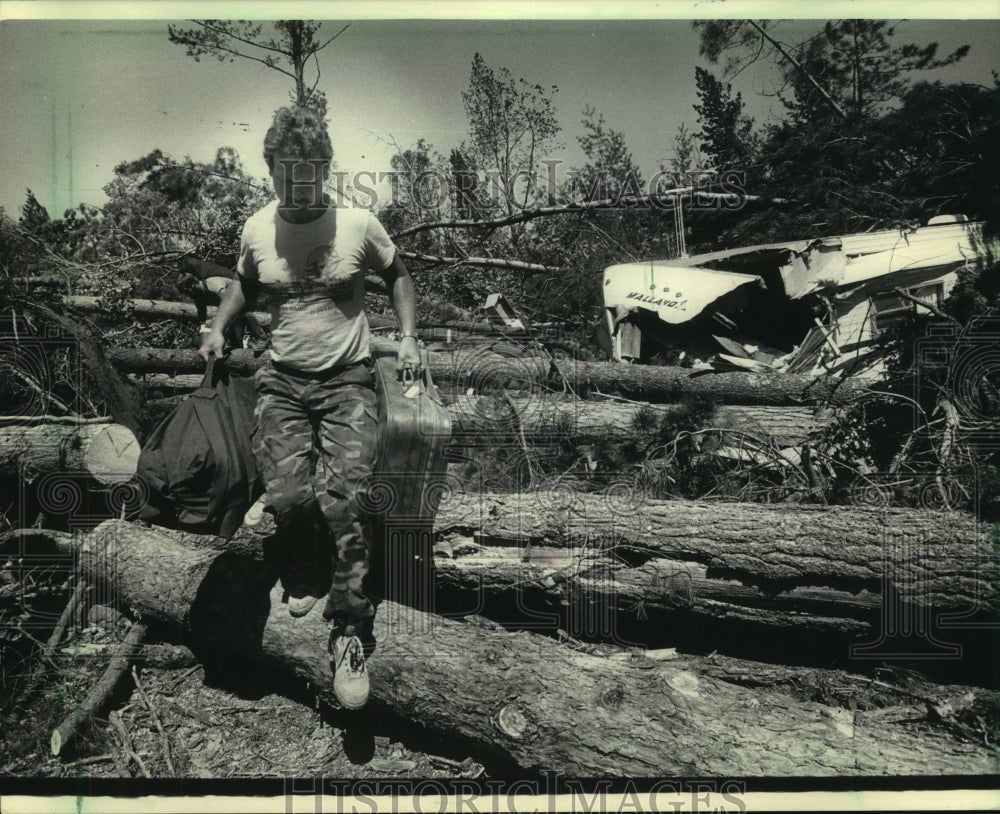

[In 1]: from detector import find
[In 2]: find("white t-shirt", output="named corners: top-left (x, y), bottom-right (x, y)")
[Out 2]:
top-left (237, 201), bottom-right (396, 372)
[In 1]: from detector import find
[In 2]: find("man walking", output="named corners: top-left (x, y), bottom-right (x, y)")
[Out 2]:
top-left (200, 106), bottom-right (421, 710)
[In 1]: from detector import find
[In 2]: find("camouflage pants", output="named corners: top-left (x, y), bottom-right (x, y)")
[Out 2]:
top-left (253, 359), bottom-right (377, 627)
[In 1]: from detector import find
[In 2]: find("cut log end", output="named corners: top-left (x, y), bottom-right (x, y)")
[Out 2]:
top-left (0, 422), bottom-right (139, 484)
top-left (85, 425), bottom-right (140, 485)
top-left (494, 703), bottom-right (532, 739)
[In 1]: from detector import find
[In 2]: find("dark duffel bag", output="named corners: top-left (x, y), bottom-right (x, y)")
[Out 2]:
top-left (137, 355), bottom-right (263, 539)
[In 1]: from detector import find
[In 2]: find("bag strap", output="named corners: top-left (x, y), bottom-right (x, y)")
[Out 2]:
top-left (197, 354), bottom-right (229, 394)
top-left (202, 355), bottom-right (217, 388)
top-left (199, 355), bottom-right (219, 391)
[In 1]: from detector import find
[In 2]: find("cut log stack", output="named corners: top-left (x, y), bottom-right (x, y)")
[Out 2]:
top-left (24, 521), bottom-right (994, 775)
top-left (432, 491), bottom-right (997, 638)
top-left (9, 290), bottom-right (994, 775)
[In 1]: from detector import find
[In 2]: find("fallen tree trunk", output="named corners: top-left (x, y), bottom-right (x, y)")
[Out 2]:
top-left (58, 289), bottom-right (553, 342)
top-left (32, 273), bottom-right (388, 296)
top-left (128, 374), bottom-right (204, 393)
top-left (63, 295), bottom-right (397, 331)
top-left (436, 346), bottom-right (871, 405)
top-left (73, 520), bottom-right (994, 775)
top-left (108, 347), bottom-right (870, 405)
top-left (109, 345), bottom-right (384, 376)
top-left (433, 542), bottom-right (878, 637)
top-left (56, 641), bottom-right (198, 670)
top-left (435, 492), bottom-right (997, 618)
top-left (4, 305), bottom-right (143, 435)
top-left (446, 395), bottom-right (821, 446)
top-left (65, 295), bottom-right (219, 321)
top-left (0, 422), bottom-right (140, 483)
top-left (134, 383), bottom-right (820, 447)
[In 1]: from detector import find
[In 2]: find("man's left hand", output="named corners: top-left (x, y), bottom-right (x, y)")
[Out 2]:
top-left (397, 335), bottom-right (422, 379)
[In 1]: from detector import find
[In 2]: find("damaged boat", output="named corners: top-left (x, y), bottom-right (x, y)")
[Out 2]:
top-left (599, 215), bottom-right (996, 378)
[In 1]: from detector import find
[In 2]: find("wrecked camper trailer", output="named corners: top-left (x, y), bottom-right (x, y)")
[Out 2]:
top-left (600, 216), bottom-right (995, 377)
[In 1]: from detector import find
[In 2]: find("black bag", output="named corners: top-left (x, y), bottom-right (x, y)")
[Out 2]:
top-left (137, 356), bottom-right (263, 538)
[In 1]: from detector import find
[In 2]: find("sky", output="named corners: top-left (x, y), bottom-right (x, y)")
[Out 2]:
top-left (1, 2), bottom-right (999, 220)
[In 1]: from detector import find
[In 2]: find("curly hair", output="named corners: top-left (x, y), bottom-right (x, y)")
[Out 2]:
top-left (262, 106), bottom-right (333, 170)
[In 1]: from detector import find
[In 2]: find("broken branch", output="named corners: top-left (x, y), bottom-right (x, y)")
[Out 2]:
top-left (893, 287), bottom-right (958, 323)
top-left (391, 190), bottom-right (788, 241)
top-left (50, 622), bottom-right (149, 758)
top-left (397, 251), bottom-right (561, 273)
top-left (44, 580), bottom-right (88, 657)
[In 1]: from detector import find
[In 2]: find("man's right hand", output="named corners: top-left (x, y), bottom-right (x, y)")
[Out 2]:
top-left (198, 328), bottom-right (226, 361)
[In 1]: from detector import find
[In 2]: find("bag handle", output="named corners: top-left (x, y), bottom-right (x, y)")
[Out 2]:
top-left (398, 346), bottom-right (442, 404)
top-left (201, 353), bottom-right (228, 390)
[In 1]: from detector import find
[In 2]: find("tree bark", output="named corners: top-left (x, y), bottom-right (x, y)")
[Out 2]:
top-left (71, 520), bottom-right (994, 775)
top-left (57, 288), bottom-right (570, 341)
top-left (63, 295), bottom-right (396, 330)
top-left (433, 542), bottom-right (877, 637)
top-left (0, 422), bottom-right (140, 484)
top-left (133, 384), bottom-right (820, 447)
top-left (108, 347), bottom-right (870, 405)
top-left (446, 395), bottom-right (820, 446)
top-left (434, 492), bottom-right (997, 618)
top-left (128, 374), bottom-right (204, 394)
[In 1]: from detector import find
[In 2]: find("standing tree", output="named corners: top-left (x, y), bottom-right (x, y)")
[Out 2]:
top-left (568, 106), bottom-right (643, 204)
top-left (461, 53), bottom-right (560, 246)
top-left (167, 20), bottom-right (349, 117)
top-left (693, 67), bottom-right (759, 175)
top-left (665, 123), bottom-right (706, 180)
top-left (101, 148), bottom-right (272, 266)
top-left (19, 190), bottom-right (51, 234)
top-left (448, 147), bottom-right (485, 223)
top-left (378, 138), bottom-right (452, 254)
top-left (778, 21), bottom-right (969, 123)
top-left (523, 109), bottom-right (674, 327)
top-left (694, 19), bottom-right (968, 123)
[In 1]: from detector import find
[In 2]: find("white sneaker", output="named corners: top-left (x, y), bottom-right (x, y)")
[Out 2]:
top-left (243, 498), bottom-right (266, 527)
top-left (287, 593), bottom-right (320, 617)
top-left (330, 631), bottom-right (369, 710)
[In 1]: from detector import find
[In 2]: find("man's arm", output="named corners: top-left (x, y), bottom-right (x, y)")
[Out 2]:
top-left (197, 275), bottom-right (257, 360)
top-left (378, 252), bottom-right (421, 374)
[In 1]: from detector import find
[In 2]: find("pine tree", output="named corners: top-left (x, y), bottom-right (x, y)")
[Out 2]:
top-left (568, 106), bottom-right (643, 204)
top-left (692, 68), bottom-right (758, 175)
top-left (19, 189), bottom-right (51, 233)
top-left (167, 20), bottom-right (349, 117)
